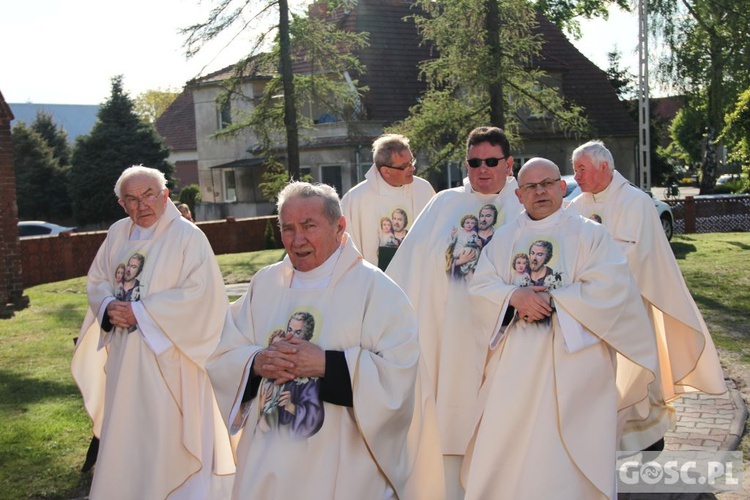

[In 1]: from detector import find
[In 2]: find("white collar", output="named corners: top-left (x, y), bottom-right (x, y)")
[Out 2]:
top-left (291, 246), bottom-right (343, 289)
top-left (130, 223), bottom-right (157, 241)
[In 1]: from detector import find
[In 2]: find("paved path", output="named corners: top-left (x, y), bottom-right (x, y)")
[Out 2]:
top-left (623, 378), bottom-right (748, 499)
top-left (665, 378), bottom-right (747, 453)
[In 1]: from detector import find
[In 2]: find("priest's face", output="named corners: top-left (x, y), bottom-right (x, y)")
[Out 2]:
top-left (515, 158), bottom-right (566, 220)
top-left (573, 153), bottom-right (613, 194)
top-left (466, 141), bottom-right (513, 195)
top-left (119, 174), bottom-right (169, 228)
top-left (280, 196), bottom-right (345, 272)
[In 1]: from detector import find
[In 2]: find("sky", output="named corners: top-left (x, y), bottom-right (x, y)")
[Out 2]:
top-left (1, 1), bottom-right (645, 105)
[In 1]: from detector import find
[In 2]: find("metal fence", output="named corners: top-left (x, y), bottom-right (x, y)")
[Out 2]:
top-left (666, 195), bottom-right (750, 234)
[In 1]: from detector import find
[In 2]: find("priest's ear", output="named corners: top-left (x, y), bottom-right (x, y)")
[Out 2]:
top-left (336, 215), bottom-right (346, 239)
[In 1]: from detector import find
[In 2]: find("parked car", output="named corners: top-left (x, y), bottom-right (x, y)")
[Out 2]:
top-left (18, 221), bottom-right (76, 238)
top-left (716, 174), bottom-right (740, 185)
top-left (562, 175), bottom-right (674, 241)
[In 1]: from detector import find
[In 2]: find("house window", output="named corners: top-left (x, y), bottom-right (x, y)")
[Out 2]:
top-left (217, 100), bottom-right (232, 130)
top-left (223, 169), bottom-right (237, 202)
top-left (321, 165), bottom-right (342, 196)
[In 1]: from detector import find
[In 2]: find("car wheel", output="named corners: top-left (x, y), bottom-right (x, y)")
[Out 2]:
top-left (660, 214), bottom-right (673, 241)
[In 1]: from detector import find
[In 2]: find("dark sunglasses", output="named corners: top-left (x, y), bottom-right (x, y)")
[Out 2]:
top-left (466, 156), bottom-right (508, 168)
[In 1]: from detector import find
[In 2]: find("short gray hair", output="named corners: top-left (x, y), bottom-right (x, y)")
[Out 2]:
top-left (372, 134), bottom-right (411, 169)
top-left (114, 165), bottom-right (168, 199)
top-left (572, 140), bottom-right (615, 172)
top-left (277, 181), bottom-right (342, 224)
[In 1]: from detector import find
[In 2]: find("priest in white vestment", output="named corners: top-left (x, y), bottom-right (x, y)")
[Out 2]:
top-left (570, 140), bottom-right (726, 451)
top-left (71, 165), bottom-right (235, 499)
top-left (462, 158), bottom-right (657, 499)
top-left (341, 133), bottom-right (435, 270)
top-left (387, 126), bottom-right (524, 498)
top-left (207, 181), bottom-right (444, 500)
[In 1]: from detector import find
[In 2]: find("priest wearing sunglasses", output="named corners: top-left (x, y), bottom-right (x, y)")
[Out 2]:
top-left (386, 126), bottom-right (523, 499)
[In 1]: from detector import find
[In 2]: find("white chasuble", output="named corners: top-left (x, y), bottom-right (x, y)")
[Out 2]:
top-left (208, 236), bottom-right (444, 500)
top-left (386, 179), bottom-right (523, 455)
top-left (71, 202), bottom-right (234, 500)
top-left (341, 164), bottom-right (435, 269)
top-left (571, 171), bottom-right (726, 450)
top-left (463, 208), bottom-right (657, 500)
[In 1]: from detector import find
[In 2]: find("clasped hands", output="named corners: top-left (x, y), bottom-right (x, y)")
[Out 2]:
top-left (106, 300), bottom-right (137, 330)
top-left (252, 334), bottom-right (326, 384)
top-left (510, 286), bottom-right (554, 323)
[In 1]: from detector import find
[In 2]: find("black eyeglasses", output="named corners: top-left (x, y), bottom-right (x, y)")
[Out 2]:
top-left (466, 156), bottom-right (508, 168)
top-left (519, 178), bottom-right (561, 193)
top-left (381, 157), bottom-right (417, 171)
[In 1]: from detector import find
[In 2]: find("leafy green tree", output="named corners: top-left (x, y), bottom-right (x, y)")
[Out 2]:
top-left (182, 1), bottom-right (366, 195)
top-left (391, 0), bottom-right (591, 169)
top-left (534, 0), bottom-right (630, 39)
top-left (668, 101), bottom-right (709, 171)
top-left (69, 75), bottom-right (173, 226)
top-left (649, 0), bottom-right (750, 192)
top-left (723, 87), bottom-right (750, 191)
top-left (134, 89), bottom-right (180, 124)
top-left (605, 49), bottom-right (636, 101)
top-left (178, 184), bottom-right (202, 215)
top-left (11, 123), bottom-right (71, 220)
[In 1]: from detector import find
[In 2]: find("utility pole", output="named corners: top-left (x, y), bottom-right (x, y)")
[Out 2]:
top-left (637, 0), bottom-right (651, 190)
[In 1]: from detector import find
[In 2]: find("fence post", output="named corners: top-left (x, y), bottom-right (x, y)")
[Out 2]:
top-left (684, 196), bottom-right (696, 234)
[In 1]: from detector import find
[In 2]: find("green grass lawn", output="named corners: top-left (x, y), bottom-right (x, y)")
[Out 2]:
top-left (0, 238), bottom-right (747, 498)
top-left (670, 234), bottom-right (750, 362)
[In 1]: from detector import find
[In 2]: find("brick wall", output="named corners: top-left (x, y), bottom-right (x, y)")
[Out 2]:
top-left (20, 216), bottom-right (282, 288)
top-left (0, 90), bottom-right (28, 316)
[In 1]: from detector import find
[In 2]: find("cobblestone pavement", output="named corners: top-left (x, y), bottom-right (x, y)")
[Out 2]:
top-left (665, 378), bottom-right (747, 453)
top-left (621, 378), bottom-right (748, 500)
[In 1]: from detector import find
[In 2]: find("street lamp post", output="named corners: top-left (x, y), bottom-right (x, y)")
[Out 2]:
top-left (638, 0), bottom-right (651, 190)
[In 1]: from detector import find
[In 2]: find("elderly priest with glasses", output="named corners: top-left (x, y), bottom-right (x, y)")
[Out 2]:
top-left (72, 165), bottom-right (234, 499)
top-left (386, 126), bottom-right (524, 498)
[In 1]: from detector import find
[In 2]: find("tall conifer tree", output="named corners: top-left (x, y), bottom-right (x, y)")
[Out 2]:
top-left (69, 76), bottom-right (173, 226)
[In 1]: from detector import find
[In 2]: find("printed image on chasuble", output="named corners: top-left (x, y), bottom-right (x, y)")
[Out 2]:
top-left (445, 203), bottom-right (500, 281)
top-left (377, 207), bottom-right (411, 270)
top-left (513, 238), bottom-right (564, 324)
top-left (257, 311), bottom-right (325, 439)
top-left (114, 252), bottom-right (146, 332)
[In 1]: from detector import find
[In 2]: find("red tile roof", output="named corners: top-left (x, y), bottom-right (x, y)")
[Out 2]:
top-left (0, 90), bottom-right (13, 121)
top-left (532, 14), bottom-right (636, 138)
top-left (162, 1), bottom-right (636, 148)
top-left (155, 89), bottom-right (196, 151)
top-left (651, 96), bottom-right (685, 124)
